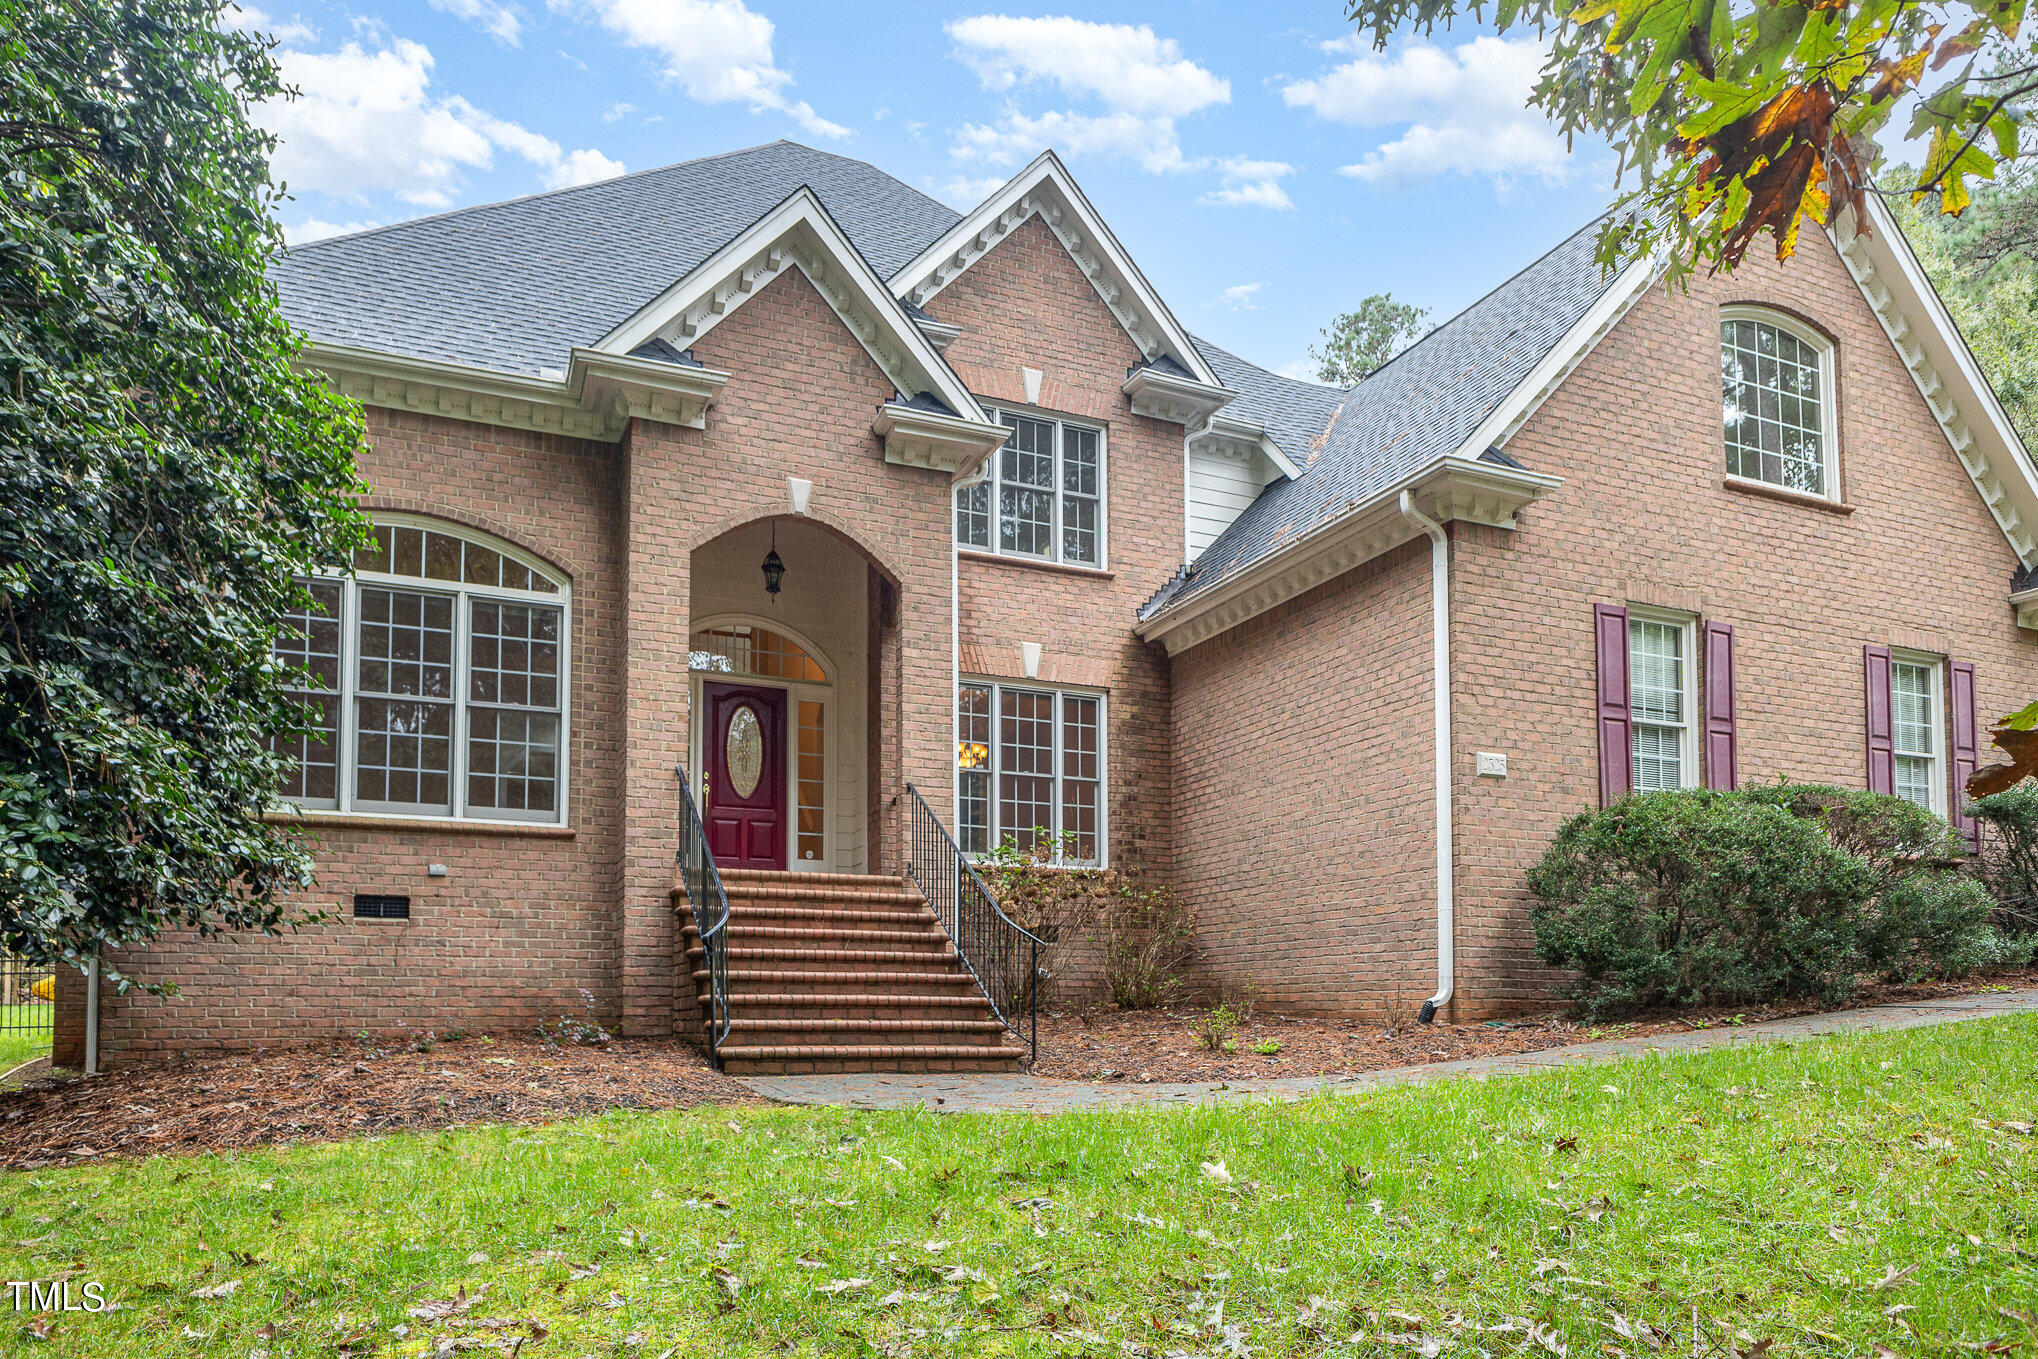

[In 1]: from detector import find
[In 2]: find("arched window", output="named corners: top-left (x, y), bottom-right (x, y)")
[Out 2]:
top-left (274, 517), bottom-right (569, 823)
top-left (689, 624), bottom-right (827, 683)
top-left (1721, 308), bottom-right (1838, 498)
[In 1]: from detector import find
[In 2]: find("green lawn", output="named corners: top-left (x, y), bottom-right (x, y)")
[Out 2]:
top-left (0, 1002), bottom-right (52, 1075)
top-left (1, 1017), bottom-right (2034, 1357)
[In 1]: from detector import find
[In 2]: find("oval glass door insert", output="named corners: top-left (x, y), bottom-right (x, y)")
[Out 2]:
top-left (726, 704), bottom-right (764, 798)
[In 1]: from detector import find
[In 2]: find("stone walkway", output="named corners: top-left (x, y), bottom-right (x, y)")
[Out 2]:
top-left (735, 986), bottom-right (2038, 1112)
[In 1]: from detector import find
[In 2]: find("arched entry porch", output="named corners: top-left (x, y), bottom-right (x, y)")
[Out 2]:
top-left (687, 515), bottom-right (900, 874)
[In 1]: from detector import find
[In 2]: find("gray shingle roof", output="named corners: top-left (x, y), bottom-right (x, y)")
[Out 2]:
top-left (275, 139), bottom-right (1624, 630)
top-left (273, 140), bottom-right (963, 378)
top-left (1143, 217), bottom-right (1620, 620)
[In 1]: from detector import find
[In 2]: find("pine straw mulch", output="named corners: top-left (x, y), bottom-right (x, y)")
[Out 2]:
top-left (1026, 964), bottom-right (2038, 1083)
top-left (0, 1032), bottom-right (758, 1169)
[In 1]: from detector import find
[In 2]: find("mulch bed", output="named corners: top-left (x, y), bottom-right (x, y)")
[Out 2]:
top-left (0, 1032), bottom-right (756, 1169)
top-left (1026, 965), bottom-right (2038, 1083)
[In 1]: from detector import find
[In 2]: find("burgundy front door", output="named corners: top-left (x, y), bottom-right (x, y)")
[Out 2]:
top-left (703, 682), bottom-right (787, 871)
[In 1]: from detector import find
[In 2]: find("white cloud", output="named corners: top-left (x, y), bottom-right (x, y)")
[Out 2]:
top-left (228, 3), bottom-right (316, 45)
top-left (1200, 156), bottom-right (1295, 209)
top-left (944, 16), bottom-right (1227, 174)
top-left (283, 217), bottom-right (382, 244)
top-left (941, 175), bottom-right (1010, 208)
top-left (1275, 358), bottom-right (1321, 381)
top-left (261, 38), bottom-right (623, 207)
top-left (545, 147), bottom-right (629, 188)
top-left (574, 0), bottom-right (849, 139)
top-left (601, 101), bottom-right (637, 122)
top-left (428, 0), bottom-right (522, 45)
top-left (1217, 282), bottom-right (1262, 310)
top-left (1281, 36), bottom-right (1577, 191)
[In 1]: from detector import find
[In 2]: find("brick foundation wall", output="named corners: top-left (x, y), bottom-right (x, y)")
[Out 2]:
top-left (1167, 539), bottom-right (1441, 1017)
top-left (1446, 232), bottom-right (2038, 1018)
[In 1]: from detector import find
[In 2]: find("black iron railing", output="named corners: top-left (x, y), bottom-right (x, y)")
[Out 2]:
top-left (674, 764), bottom-right (733, 1068)
top-left (903, 783), bottom-right (1045, 1063)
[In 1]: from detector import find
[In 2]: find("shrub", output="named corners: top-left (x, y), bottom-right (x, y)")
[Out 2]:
top-left (1528, 786), bottom-right (1999, 1014)
top-left (1192, 1003), bottom-right (1242, 1051)
top-left (977, 832), bottom-right (1197, 1009)
top-left (1528, 790), bottom-right (1876, 1013)
top-left (1970, 783), bottom-right (2038, 940)
top-left (1741, 783), bottom-right (1997, 981)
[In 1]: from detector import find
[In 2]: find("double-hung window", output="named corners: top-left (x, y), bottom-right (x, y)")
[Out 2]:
top-left (955, 409), bottom-right (1104, 567)
top-left (956, 681), bottom-right (1104, 864)
top-left (273, 519), bottom-right (569, 823)
top-left (1890, 656), bottom-right (1944, 814)
top-left (1629, 614), bottom-right (1696, 791)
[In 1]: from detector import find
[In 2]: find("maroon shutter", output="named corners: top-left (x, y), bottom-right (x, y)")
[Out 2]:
top-left (1595, 604), bottom-right (1632, 806)
top-left (1702, 621), bottom-right (1737, 789)
top-left (1864, 645), bottom-right (1895, 795)
top-left (1950, 660), bottom-right (1980, 848)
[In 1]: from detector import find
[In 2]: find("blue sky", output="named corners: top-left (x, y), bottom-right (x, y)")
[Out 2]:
top-left (236, 0), bottom-right (1626, 380)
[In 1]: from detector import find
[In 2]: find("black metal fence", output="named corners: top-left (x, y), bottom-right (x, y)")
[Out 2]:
top-left (674, 764), bottom-right (733, 1068)
top-left (903, 784), bottom-right (1044, 1063)
top-left (0, 953), bottom-right (55, 1069)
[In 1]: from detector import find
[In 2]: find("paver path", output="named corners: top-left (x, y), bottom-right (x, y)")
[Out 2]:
top-left (735, 986), bottom-right (2038, 1112)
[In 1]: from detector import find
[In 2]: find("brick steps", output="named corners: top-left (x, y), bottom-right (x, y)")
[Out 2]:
top-left (673, 869), bottom-right (1022, 1076)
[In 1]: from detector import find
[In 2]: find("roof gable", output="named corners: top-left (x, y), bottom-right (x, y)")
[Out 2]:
top-left (1837, 196), bottom-right (2038, 568)
top-left (274, 141), bottom-right (961, 380)
top-left (889, 152), bottom-right (1223, 389)
top-left (595, 186), bottom-right (988, 426)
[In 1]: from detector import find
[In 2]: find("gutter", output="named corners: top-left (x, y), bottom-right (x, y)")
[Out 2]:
top-left (1397, 491), bottom-right (1454, 1024)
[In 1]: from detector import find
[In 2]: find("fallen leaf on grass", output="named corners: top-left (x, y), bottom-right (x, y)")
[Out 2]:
top-left (815, 1279), bottom-right (872, 1295)
top-left (1200, 1160), bottom-right (1232, 1183)
top-left (1873, 1263), bottom-right (1920, 1290)
top-left (190, 1280), bottom-right (240, 1299)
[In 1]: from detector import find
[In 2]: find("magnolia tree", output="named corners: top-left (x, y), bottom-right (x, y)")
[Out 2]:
top-left (1339, 0), bottom-right (2038, 792)
top-left (1, 0), bottom-right (367, 982)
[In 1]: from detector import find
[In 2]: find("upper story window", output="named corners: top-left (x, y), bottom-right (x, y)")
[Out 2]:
top-left (273, 518), bottom-right (569, 824)
top-left (955, 408), bottom-right (1104, 567)
top-left (1721, 308), bottom-right (1838, 498)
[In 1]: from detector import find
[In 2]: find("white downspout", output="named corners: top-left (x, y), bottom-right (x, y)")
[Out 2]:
top-left (1397, 491), bottom-right (1453, 1023)
top-left (83, 954), bottom-right (100, 1075)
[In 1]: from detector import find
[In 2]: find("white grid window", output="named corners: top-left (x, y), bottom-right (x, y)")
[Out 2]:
top-left (1629, 616), bottom-right (1695, 792)
top-left (956, 680), bottom-right (1106, 865)
top-left (1892, 658), bottom-right (1943, 813)
top-left (1722, 313), bottom-right (1834, 496)
top-left (273, 519), bottom-right (570, 824)
top-left (955, 409), bottom-right (1105, 567)
top-left (272, 579), bottom-right (344, 805)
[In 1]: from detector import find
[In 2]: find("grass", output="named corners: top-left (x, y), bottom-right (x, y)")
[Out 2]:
top-left (0, 1017), bottom-right (2034, 1357)
top-left (0, 1002), bottom-right (52, 1075)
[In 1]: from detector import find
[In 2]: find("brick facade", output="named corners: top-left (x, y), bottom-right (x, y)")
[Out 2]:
top-left (57, 185), bottom-right (2038, 1064)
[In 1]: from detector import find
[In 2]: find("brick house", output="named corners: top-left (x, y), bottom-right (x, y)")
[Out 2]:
top-left (58, 140), bottom-right (2038, 1071)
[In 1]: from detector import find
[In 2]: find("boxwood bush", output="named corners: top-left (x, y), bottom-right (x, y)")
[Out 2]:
top-left (1527, 786), bottom-right (1996, 1014)
top-left (1970, 783), bottom-right (2038, 954)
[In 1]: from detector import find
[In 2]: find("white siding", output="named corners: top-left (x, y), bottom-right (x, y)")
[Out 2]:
top-left (1187, 444), bottom-right (1276, 561)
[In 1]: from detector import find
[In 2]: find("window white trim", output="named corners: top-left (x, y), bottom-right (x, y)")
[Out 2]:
top-left (955, 678), bottom-right (1108, 867)
top-left (1627, 608), bottom-right (1698, 792)
top-left (955, 404), bottom-right (1108, 570)
top-left (1720, 304), bottom-right (1841, 502)
top-left (278, 517), bottom-right (572, 828)
top-left (1890, 650), bottom-right (1946, 816)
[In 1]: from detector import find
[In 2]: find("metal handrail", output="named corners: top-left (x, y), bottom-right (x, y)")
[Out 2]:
top-left (674, 764), bottom-right (733, 1068)
top-left (903, 783), bottom-right (1045, 1063)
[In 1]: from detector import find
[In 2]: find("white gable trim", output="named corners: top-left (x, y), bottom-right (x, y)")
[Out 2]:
top-left (1453, 254), bottom-right (1660, 459)
top-left (1835, 196), bottom-right (2038, 569)
top-left (889, 152), bottom-right (1224, 389)
top-left (1193, 414), bottom-right (1303, 481)
top-left (596, 187), bottom-right (992, 431)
